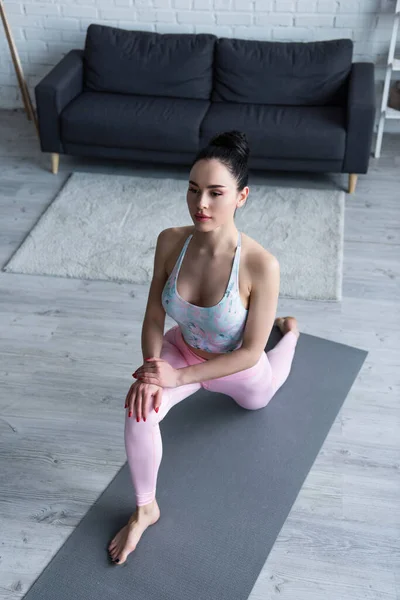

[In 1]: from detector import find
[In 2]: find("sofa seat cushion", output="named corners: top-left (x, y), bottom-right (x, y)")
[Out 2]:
top-left (61, 92), bottom-right (209, 152)
top-left (200, 102), bottom-right (346, 160)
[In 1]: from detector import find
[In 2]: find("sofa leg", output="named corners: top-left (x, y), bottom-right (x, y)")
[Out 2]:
top-left (51, 153), bottom-right (59, 175)
top-left (348, 173), bottom-right (357, 194)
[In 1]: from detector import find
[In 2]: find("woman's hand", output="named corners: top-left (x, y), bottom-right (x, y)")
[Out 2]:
top-left (132, 358), bottom-right (181, 389)
top-left (125, 380), bottom-right (163, 422)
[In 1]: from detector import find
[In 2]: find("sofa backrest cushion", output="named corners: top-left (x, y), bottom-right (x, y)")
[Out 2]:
top-left (84, 25), bottom-right (217, 100)
top-left (212, 38), bottom-right (353, 106)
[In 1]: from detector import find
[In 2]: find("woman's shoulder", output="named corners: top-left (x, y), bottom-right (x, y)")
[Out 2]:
top-left (160, 225), bottom-right (194, 249)
top-left (241, 234), bottom-right (279, 297)
top-left (160, 226), bottom-right (194, 274)
top-left (241, 231), bottom-right (278, 267)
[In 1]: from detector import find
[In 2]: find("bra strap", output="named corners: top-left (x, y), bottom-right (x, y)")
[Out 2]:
top-left (174, 234), bottom-right (192, 276)
top-left (234, 231), bottom-right (241, 288)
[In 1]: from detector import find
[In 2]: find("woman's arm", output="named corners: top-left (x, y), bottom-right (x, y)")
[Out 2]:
top-left (141, 318), bottom-right (165, 361)
top-left (140, 229), bottom-right (170, 360)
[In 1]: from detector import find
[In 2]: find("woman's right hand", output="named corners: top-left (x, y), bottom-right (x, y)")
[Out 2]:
top-left (124, 380), bottom-right (163, 422)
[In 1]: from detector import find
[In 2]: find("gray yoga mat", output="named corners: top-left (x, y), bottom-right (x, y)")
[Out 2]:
top-left (22, 327), bottom-right (368, 600)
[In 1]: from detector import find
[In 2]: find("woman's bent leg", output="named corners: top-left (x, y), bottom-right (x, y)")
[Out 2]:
top-left (124, 326), bottom-right (204, 507)
top-left (125, 328), bottom-right (298, 506)
top-left (204, 331), bottom-right (298, 410)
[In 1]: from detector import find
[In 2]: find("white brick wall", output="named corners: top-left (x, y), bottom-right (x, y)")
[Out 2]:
top-left (0, 0), bottom-right (399, 109)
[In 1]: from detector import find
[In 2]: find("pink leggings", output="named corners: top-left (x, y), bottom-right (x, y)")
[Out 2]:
top-left (125, 324), bottom-right (298, 506)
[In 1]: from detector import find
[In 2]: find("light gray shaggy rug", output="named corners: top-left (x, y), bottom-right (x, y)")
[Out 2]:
top-left (3, 172), bottom-right (345, 301)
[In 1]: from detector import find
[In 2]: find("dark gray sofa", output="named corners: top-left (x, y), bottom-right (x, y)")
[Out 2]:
top-left (35, 24), bottom-right (376, 194)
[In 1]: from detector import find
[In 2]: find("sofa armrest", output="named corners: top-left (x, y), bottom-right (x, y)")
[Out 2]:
top-left (34, 49), bottom-right (84, 153)
top-left (343, 62), bottom-right (376, 174)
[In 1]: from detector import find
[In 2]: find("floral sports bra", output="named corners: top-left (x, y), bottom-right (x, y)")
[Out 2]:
top-left (161, 231), bottom-right (249, 353)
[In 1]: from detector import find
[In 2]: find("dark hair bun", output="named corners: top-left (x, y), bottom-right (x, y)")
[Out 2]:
top-left (209, 130), bottom-right (250, 162)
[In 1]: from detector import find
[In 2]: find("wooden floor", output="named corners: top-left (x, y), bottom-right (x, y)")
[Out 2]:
top-left (1, 109), bottom-right (399, 600)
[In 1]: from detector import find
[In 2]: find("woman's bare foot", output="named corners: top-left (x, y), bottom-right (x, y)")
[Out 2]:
top-left (274, 316), bottom-right (300, 340)
top-left (108, 499), bottom-right (160, 565)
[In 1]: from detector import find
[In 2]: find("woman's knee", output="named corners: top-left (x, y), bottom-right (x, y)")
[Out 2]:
top-left (125, 405), bottom-right (160, 431)
top-left (238, 401), bottom-right (267, 411)
top-left (125, 387), bottom-right (170, 429)
top-left (235, 388), bottom-right (275, 411)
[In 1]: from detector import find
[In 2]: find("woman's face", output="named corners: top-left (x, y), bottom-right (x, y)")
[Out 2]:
top-left (187, 159), bottom-right (248, 227)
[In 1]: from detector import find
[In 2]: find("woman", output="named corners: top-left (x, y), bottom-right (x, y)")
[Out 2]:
top-left (108, 130), bottom-right (300, 565)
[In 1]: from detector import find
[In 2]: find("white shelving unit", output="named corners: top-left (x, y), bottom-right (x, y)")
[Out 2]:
top-left (375, 0), bottom-right (400, 158)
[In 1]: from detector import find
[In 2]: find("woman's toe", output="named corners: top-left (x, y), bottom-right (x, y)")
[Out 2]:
top-left (116, 551), bottom-right (128, 564)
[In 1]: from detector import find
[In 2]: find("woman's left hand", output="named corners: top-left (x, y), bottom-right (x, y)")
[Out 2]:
top-left (132, 358), bottom-right (181, 389)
